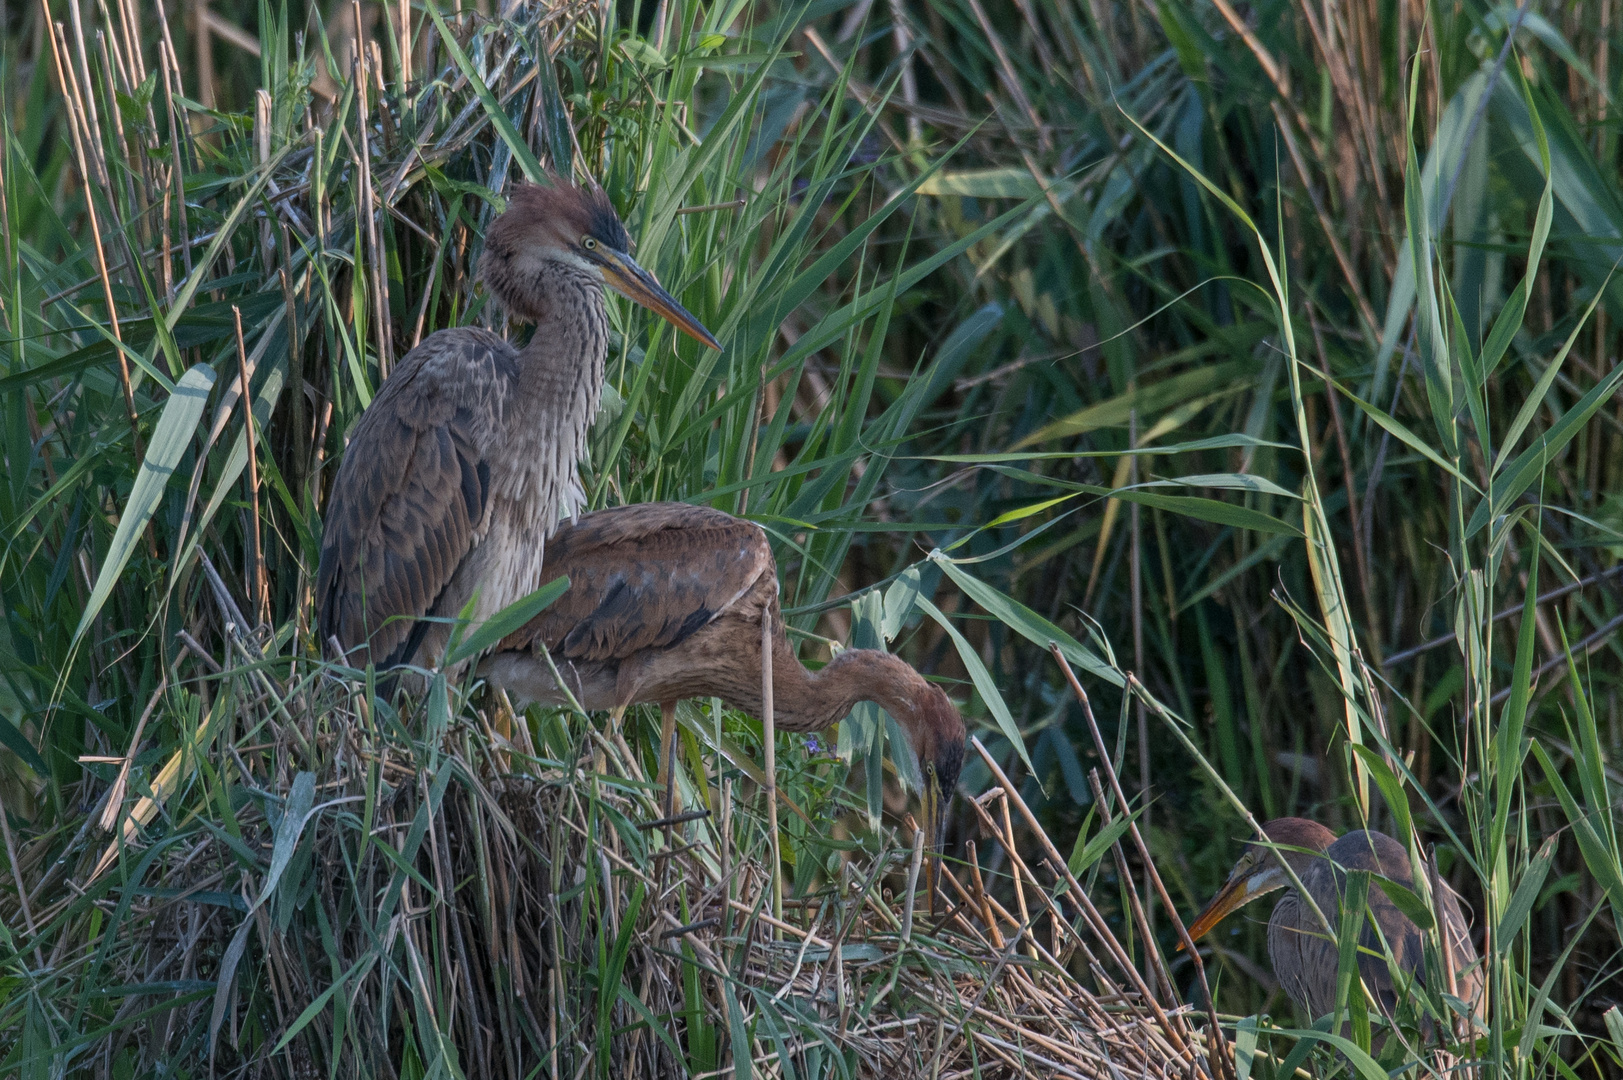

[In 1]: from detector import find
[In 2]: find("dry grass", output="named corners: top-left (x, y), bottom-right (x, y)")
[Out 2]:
top-left (29, 624), bottom-right (1217, 1076)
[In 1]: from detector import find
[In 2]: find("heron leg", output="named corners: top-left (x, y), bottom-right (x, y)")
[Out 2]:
top-left (490, 688), bottom-right (514, 774)
top-left (656, 701), bottom-right (681, 819)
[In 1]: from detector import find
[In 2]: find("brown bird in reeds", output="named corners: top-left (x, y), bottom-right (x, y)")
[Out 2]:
top-left (478, 502), bottom-right (967, 845)
top-left (316, 180), bottom-right (720, 673)
top-left (1185, 818), bottom-right (1483, 1030)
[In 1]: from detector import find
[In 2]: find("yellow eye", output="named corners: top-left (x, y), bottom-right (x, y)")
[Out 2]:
top-left (582, 236), bottom-right (597, 250)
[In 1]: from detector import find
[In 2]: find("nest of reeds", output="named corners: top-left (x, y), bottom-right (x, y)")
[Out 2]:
top-left (68, 622), bottom-right (1215, 1079)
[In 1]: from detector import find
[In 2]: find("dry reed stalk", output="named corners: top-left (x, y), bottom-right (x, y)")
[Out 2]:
top-left (0, 797), bottom-right (43, 968)
top-left (397, 0), bottom-right (411, 92)
top-left (94, 18), bottom-right (148, 240)
top-left (1054, 646), bottom-right (1232, 1078)
top-left (192, 0), bottom-right (215, 110)
top-left (233, 306), bottom-right (269, 628)
top-left (970, 735), bottom-right (1205, 1071)
top-left (1292, 0), bottom-right (1389, 204)
top-left (350, 17), bottom-right (394, 380)
top-left (1085, 767), bottom-right (1175, 999)
top-left (65, 0), bottom-right (112, 187)
top-left (1273, 102), bottom-right (1381, 340)
top-left (994, 792), bottom-right (1037, 960)
top-left (960, 0), bottom-right (1048, 150)
top-left (95, 680), bottom-right (168, 833)
top-left (761, 607), bottom-right (782, 930)
top-left (155, 34), bottom-right (193, 283)
top-left (44, 7), bottom-right (140, 457)
top-left (961, 793), bottom-right (1094, 968)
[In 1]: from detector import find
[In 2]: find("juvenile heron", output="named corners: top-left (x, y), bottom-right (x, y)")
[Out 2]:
top-left (1186, 818), bottom-right (1483, 1027)
top-left (316, 180), bottom-right (720, 673)
top-left (478, 502), bottom-right (966, 847)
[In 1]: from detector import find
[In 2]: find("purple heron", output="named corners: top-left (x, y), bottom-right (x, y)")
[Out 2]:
top-left (478, 502), bottom-right (966, 846)
top-left (316, 181), bottom-right (720, 673)
top-left (1186, 818), bottom-right (1483, 1028)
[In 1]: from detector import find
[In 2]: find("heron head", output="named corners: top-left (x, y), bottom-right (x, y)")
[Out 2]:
top-left (1184, 817), bottom-right (1337, 944)
top-left (481, 178), bottom-right (720, 349)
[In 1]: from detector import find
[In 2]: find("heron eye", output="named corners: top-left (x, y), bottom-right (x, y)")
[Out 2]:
top-left (582, 236), bottom-right (598, 251)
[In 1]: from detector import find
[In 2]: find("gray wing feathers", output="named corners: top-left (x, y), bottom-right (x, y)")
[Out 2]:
top-left (315, 329), bottom-right (517, 668)
top-left (1274, 831), bottom-right (1482, 1023)
top-left (1268, 889), bottom-right (1335, 1018)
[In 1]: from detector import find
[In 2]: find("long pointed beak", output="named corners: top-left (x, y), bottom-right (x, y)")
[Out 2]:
top-left (1179, 874), bottom-right (1257, 952)
top-left (922, 770), bottom-right (944, 914)
top-left (599, 249), bottom-right (721, 350)
top-left (923, 774), bottom-right (945, 853)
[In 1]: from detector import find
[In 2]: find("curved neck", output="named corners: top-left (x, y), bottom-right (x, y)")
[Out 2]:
top-left (494, 264), bottom-right (610, 534)
top-left (780, 646), bottom-right (933, 734)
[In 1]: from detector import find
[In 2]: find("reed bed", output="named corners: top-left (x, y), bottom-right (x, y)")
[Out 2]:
top-left (4, 0), bottom-right (1623, 1075)
top-left (2, 584), bottom-right (1216, 1077)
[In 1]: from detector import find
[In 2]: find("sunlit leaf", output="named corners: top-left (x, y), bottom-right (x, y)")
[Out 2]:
top-left (72, 364), bottom-right (216, 649)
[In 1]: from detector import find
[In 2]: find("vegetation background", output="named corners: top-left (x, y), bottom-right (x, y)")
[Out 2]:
top-left (1, 0), bottom-right (1621, 1074)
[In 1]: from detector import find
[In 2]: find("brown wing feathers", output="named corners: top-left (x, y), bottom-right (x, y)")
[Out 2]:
top-left (315, 334), bottom-right (509, 668)
top-left (497, 503), bottom-right (771, 664)
top-left (371, 422), bottom-right (489, 668)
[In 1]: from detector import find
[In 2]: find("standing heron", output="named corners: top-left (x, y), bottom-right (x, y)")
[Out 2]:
top-left (316, 180), bottom-right (720, 673)
top-left (1185, 818), bottom-right (1483, 1028)
top-left (478, 502), bottom-right (967, 847)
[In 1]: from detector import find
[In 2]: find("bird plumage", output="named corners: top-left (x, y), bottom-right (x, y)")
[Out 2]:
top-left (315, 179), bottom-right (717, 672)
top-left (479, 502), bottom-right (966, 827)
top-left (1188, 817), bottom-right (1483, 1028)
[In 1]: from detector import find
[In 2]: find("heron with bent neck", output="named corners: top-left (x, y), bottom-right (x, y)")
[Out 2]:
top-left (479, 502), bottom-right (967, 852)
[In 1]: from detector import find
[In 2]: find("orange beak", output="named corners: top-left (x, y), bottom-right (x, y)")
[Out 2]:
top-left (1179, 872), bottom-right (1264, 952)
top-left (599, 249), bottom-right (721, 350)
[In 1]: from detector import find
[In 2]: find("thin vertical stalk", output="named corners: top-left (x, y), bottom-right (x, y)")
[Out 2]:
top-left (281, 261), bottom-right (305, 509)
top-left (1128, 406), bottom-right (1153, 965)
top-left (970, 735), bottom-right (1204, 1071)
top-left (235, 306), bottom-right (269, 628)
top-left (0, 797), bottom-right (42, 969)
top-left (737, 363), bottom-right (766, 516)
top-left (761, 609), bottom-right (781, 932)
top-left (1086, 767), bottom-right (1172, 1002)
top-left (997, 792), bottom-right (1036, 961)
top-left (398, 0), bottom-right (410, 92)
top-left (193, 0), bottom-right (215, 110)
top-left (46, 13), bottom-right (139, 457)
top-left (0, 113), bottom-right (12, 321)
top-left (886, 0), bottom-right (921, 147)
top-left (156, 33), bottom-right (193, 284)
top-left (352, 23), bottom-right (393, 380)
top-left (65, 0), bottom-right (111, 186)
